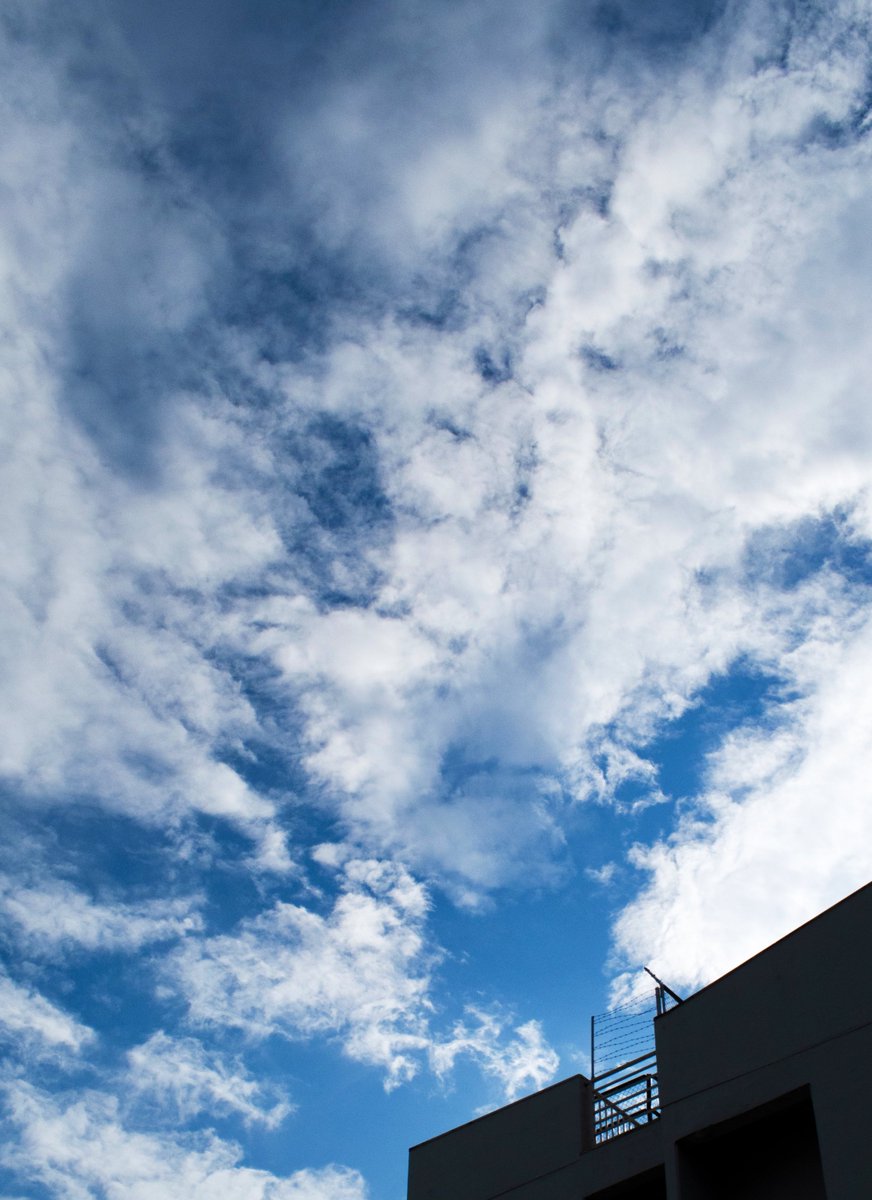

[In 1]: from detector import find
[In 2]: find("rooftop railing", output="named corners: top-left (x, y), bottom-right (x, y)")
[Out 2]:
top-left (592, 1049), bottom-right (659, 1142)
top-left (590, 980), bottom-right (681, 1144)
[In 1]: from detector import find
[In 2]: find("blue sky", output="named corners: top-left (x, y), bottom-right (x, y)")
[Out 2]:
top-left (2, 1), bottom-right (872, 1196)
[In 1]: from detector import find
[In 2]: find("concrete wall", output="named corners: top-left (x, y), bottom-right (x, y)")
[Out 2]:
top-left (408, 1087), bottom-right (666, 1200)
top-left (407, 1075), bottom-right (592, 1200)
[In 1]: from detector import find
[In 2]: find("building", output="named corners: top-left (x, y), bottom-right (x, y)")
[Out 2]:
top-left (407, 881), bottom-right (872, 1199)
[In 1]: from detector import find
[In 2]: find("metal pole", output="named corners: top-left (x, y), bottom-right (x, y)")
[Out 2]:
top-left (644, 966), bottom-right (684, 1005)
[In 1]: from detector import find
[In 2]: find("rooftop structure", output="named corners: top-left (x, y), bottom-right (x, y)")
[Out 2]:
top-left (408, 881), bottom-right (872, 1199)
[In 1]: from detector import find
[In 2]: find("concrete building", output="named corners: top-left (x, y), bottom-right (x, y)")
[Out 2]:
top-left (407, 882), bottom-right (872, 1199)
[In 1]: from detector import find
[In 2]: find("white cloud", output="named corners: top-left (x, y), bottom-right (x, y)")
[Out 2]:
top-left (0, 880), bottom-right (201, 954)
top-left (2, 0), bottom-right (872, 1112)
top-left (586, 863), bottom-right (618, 888)
top-left (0, 13), bottom-right (289, 859)
top-left (0, 345), bottom-right (284, 840)
top-left (271, 0), bottom-right (556, 273)
top-left (240, 0), bottom-right (872, 932)
top-left (0, 973), bottom-right (94, 1054)
top-left (171, 856), bottom-right (561, 1094)
top-left (611, 601), bottom-right (872, 998)
top-left (126, 1033), bottom-right (292, 1129)
top-left (171, 859), bottom-right (435, 1088)
top-left (430, 1009), bottom-right (559, 1102)
top-left (0, 1082), bottom-right (366, 1200)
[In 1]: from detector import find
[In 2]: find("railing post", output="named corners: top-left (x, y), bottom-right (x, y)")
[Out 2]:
top-left (590, 1013), bottom-right (595, 1081)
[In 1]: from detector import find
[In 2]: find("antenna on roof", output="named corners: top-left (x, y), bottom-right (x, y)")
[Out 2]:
top-left (644, 966), bottom-right (684, 1014)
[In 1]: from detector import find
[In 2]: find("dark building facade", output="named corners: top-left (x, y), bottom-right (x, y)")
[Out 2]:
top-left (408, 882), bottom-right (872, 1199)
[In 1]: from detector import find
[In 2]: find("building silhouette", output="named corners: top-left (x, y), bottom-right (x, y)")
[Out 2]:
top-left (408, 881), bottom-right (872, 1199)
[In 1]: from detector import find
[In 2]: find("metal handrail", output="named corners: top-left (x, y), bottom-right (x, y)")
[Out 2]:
top-left (597, 1071), bottom-right (657, 1099)
top-left (591, 1049), bottom-right (657, 1084)
top-left (592, 1063), bottom-right (660, 1143)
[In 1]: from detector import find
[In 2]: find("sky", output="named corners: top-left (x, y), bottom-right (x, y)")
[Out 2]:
top-left (2, 0), bottom-right (872, 1196)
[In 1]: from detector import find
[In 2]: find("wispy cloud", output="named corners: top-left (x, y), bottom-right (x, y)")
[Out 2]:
top-left (430, 1009), bottom-right (560, 1102)
top-left (0, 879), bottom-right (201, 954)
top-left (170, 858), bottom-right (435, 1087)
top-left (0, 1082), bottom-right (365, 1200)
top-left (0, 973), bottom-right (94, 1054)
top-left (126, 1032), bottom-right (292, 1129)
top-left (170, 855), bottom-right (560, 1095)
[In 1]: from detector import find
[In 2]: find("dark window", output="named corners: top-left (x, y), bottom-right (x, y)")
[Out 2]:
top-left (677, 1088), bottom-right (826, 1200)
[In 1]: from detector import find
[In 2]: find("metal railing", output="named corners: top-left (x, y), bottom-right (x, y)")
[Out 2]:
top-left (590, 980), bottom-right (682, 1144)
top-left (592, 1049), bottom-right (659, 1142)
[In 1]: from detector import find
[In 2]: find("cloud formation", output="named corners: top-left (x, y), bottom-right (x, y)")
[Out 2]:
top-left (3, 0), bottom-right (872, 1194)
top-left (0, 974), bottom-right (94, 1055)
top-left (127, 1032), bottom-right (292, 1128)
top-left (171, 858), bottom-right (435, 1087)
top-left (430, 1010), bottom-right (560, 1102)
top-left (0, 1082), bottom-right (365, 1200)
top-left (172, 856), bottom-right (559, 1097)
top-left (0, 879), bottom-right (201, 954)
top-left (612, 593), bottom-right (872, 997)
